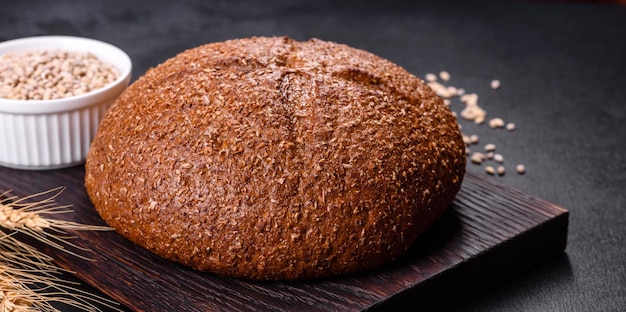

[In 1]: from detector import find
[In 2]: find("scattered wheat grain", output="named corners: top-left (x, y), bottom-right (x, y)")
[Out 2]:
top-left (489, 117), bottom-right (505, 129)
top-left (470, 134), bottom-right (479, 144)
top-left (506, 123), bottom-right (516, 131)
top-left (485, 166), bottom-right (496, 175)
top-left (470, 152), bottom-right (485, 164)
top-left (425, 73), bottom-right (437, 82)
top-left (491, 79), bottom-right (501, 90)
top-left (497, 166), bottom-right (506, 176)
top-left (484, 143), bottom-right (496, 152)
top-left (439, 71), bottom-right (451, 81)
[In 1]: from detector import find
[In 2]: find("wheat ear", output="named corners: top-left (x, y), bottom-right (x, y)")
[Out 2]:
top-left (0, 188), bottom-right (121, 312)
top-left (0, 187), bottom-right (111, 261)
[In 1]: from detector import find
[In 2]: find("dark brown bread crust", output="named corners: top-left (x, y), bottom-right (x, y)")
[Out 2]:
top-left (85, 36), bottom-right (466, 280)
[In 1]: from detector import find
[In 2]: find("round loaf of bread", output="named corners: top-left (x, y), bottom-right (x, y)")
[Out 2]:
top-left (85, 36), bottom-right (466, 280)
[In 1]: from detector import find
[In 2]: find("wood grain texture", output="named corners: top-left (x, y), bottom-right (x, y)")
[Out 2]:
top-left (0, 166), bottom-right (568, 311)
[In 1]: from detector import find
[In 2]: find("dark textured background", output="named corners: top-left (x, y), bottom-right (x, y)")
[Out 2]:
top-left (1, 0), bottom-right (625, 311)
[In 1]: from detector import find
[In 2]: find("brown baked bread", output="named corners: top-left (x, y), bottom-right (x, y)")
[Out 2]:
top-left (85, 36), bottom-right (466, 280)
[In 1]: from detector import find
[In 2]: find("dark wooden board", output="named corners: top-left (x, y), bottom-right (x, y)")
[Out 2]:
top-left (0, 165), bottom-right (568, 311)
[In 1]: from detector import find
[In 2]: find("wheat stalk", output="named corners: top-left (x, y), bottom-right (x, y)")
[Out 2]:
top-left (1, 251), bottom-right (118, 312)
top-left (1, 259), bottom-right (59, 312)
top-left (0, 188), bottom-right (121, 312)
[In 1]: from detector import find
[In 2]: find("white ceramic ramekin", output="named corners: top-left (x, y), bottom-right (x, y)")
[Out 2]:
top-left (0, 36), bottom-right (131, 170)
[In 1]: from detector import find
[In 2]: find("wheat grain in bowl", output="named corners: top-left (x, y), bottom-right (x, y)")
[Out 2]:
top-left (0, 36), bottom-right (132, 170)
top-left (0, 49), bottom-right (120, 100)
